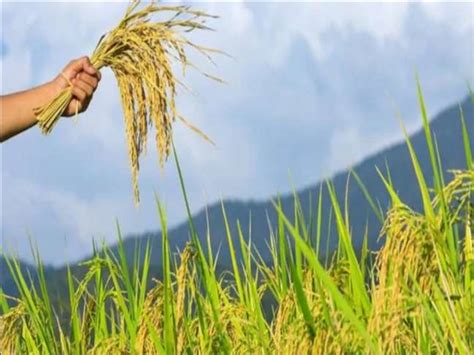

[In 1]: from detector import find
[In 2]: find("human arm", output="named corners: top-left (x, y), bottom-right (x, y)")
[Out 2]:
top-left (0, 56), bottom-right (101, 142)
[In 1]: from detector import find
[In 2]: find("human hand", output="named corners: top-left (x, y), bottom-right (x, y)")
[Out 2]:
top-left (51, 56), bottom-right (102, 117)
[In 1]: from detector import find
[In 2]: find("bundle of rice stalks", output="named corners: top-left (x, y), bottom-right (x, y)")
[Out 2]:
top-left (34, 0), bottom-right (221, 203)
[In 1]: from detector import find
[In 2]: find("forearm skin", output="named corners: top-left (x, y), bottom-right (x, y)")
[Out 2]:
top-left (0, 81), bottom-right (61, 142)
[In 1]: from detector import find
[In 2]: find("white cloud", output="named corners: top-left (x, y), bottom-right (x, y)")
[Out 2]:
top-left (1, 1), bottom-right (473, 265)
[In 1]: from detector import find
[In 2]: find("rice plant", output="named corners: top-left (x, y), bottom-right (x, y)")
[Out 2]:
top-left (35, 0), bottom-right (221, 204)
top-left (1, 84), bottom-right (473, 354)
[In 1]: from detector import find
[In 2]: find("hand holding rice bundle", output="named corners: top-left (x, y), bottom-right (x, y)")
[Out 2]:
top-left (34, 0), bottom-right (221, 204)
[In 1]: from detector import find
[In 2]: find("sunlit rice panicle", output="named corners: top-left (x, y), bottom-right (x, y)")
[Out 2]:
top-left (367, 169), bottom-right (474, 352)
top-left (34, 0), bottom-right (221, 204)
top-left (136, 283), bottom-right (164, 353)
top-left (174, 245), bottom-right (192, 354)
top-left (0, 301), bottom-right (27, 353)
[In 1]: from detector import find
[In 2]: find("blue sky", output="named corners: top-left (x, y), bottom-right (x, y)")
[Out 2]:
top-left (1, 1), bottom-right (473, 265)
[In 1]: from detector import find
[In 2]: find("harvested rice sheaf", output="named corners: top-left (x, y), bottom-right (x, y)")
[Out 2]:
top-left (34, 0), bottom-right (221, 204)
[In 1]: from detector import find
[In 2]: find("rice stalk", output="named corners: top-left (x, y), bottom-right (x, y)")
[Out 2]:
top-left (34, 0), bottom-right (221, 204)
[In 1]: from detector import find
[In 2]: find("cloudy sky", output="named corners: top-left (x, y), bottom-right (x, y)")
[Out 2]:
top-left (1, 1), bottom-right (473, 266)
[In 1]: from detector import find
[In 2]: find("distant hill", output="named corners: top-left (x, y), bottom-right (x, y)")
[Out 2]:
top-left (113, 94), bottom-right (473, 267)
top-left (1, 95), bottom-right (473, 297)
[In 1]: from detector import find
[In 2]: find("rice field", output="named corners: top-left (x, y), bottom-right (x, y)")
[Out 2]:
top-left (1, 87), bottom-right (473, 353)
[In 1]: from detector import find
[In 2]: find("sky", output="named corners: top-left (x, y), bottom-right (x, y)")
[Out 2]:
top-left (1, 1), bottom-right (473, 266)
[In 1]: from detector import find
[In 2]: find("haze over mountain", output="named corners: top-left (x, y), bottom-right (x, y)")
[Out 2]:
top-left (2, 94), bottom-right (471, 298)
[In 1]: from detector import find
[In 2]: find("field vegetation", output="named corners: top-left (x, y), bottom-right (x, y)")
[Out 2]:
top-left (1, 84), bottom-right (473, 354)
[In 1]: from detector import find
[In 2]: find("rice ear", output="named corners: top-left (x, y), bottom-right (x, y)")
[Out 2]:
top-left (34, 1), bottom-right (222, 204)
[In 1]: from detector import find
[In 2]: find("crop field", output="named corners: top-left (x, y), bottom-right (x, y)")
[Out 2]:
top-left (0, 86), bottom-right (473, 354)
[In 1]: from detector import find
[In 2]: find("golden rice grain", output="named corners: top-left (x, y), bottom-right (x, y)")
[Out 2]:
top-left (34, 0), bottom-right (220, 204)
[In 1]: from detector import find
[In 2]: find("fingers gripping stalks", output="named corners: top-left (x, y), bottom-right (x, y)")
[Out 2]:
top-left (34, 0), bottom-right (222, 204)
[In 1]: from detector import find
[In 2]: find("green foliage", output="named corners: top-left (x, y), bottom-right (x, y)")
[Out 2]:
top-left (1, 83), bottom-right (473, 354)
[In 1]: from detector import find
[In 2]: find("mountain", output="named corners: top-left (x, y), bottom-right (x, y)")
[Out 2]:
top-left (1, 95), bottom-right (473, 297)
top-left (113, 95), bottom-right (473, 267)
